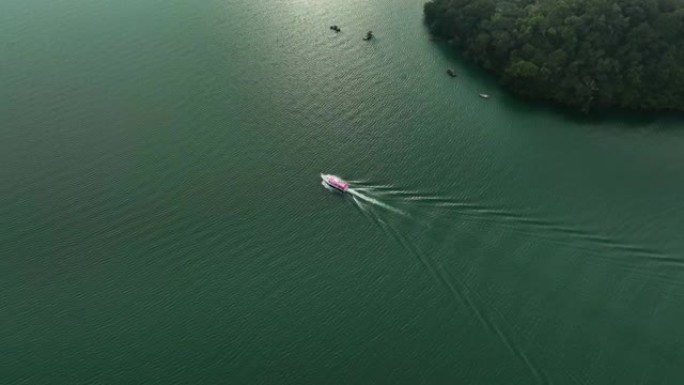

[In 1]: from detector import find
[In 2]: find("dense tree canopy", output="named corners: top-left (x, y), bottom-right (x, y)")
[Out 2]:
top-left (424, 0), bottom-right (684, 112)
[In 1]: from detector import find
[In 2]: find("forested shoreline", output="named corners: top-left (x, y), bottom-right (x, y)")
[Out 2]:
top-left (424, 0), bottom-right (684, 112)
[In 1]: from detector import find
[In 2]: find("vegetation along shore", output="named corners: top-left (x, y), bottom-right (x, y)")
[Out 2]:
top-left (424, 0), bottom-right (684, 112)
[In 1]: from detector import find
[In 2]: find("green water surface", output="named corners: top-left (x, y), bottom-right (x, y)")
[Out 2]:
top-left (2, 0), bottom-right (684, 383)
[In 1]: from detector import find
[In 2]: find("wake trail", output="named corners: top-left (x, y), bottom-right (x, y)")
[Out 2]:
top-left (342, 184), bottom-right (549, 383)
top-left (348, 188), bottom-right (411, 218)
top-left (380, 214), bottom-right (445, 289)
top-left (349, 184), bottom-right (669, 274)
top-left (380, 215), bottom-right (548, 384)
top-left (339, 182), bottom-right (666, 383)
top-left (439, 264), bottom-right (549, 384)
top-left (413, 198), bottom-right (675, 274)
top-left (352, 196), bottom-right (368, 216)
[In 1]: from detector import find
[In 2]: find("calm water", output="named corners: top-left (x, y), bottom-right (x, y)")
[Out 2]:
top-left (2, 0), bottom-right (684, 383)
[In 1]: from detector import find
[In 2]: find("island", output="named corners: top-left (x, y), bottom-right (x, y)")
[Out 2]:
top-left (424, 0), bottom-right (684, 112)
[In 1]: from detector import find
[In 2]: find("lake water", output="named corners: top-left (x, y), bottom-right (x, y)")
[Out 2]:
top-left (2, 0), bottom-right (684, 383)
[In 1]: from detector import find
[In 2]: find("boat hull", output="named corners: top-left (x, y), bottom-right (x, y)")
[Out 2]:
top-left (321, 174), bottom-right (349, 192)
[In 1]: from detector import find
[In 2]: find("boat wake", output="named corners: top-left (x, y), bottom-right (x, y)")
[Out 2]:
top-left (347, 188), bottom-right (410, 218)
top-left (323, 175), bottom-right (674, 384)
top-left (339, 181), bottom-right (549, 383)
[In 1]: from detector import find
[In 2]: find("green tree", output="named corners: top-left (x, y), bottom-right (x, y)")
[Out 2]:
top-left (424, 0), bottom-right (684, 112)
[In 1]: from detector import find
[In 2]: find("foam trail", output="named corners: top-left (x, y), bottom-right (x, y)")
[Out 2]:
top-left (321, 181), bottom-right (335, 192)
top-left (352, 196), bottom-right (372, 218)
top-left (376, 212), bottom-right (548, 384)
top-left (347, 188), bottom-right (410, 217)
top-left (350, 187), bottom-right (375, 193)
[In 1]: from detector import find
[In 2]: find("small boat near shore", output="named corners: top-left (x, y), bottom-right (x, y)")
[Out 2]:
top-left (321, 174), bottom-right (349, 192)
top-left (479, 93), bottom-right (490, 99)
